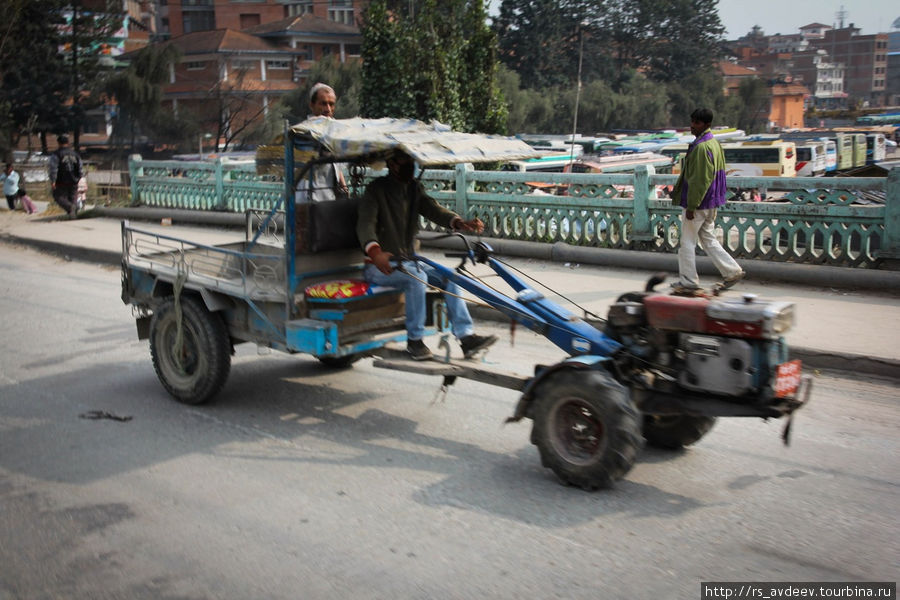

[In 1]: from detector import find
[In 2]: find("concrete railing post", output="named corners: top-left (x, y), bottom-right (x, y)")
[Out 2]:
top-left (455, 163), bottom-right (473, 218)
top-left (879, 166), bottom-right (900, 261)
top-left (632, 164), bottom-right (654, 241)
top-left (129, 155), bottom-right (142, 205)
top-left (214, 158), bottom-right (225, 210)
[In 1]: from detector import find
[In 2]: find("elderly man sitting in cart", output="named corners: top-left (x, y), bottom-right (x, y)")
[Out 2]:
top-left (356, 149), bottom-right (498, 361)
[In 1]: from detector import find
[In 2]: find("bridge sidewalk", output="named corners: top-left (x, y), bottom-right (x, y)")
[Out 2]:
top-left (1, 203), bottom-right (897, 379)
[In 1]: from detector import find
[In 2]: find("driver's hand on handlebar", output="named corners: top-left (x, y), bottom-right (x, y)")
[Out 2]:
top-left (372, 249), bottom-right (395, 274)
top-left (451, 216), bottom-right (484, 234)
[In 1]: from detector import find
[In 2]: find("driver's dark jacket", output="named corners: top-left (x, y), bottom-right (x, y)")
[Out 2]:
top-left (356, 176), bottom-right (458, 257)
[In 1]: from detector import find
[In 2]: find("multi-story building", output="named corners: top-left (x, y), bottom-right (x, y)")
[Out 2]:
top-left (243, 13), bottom-right (362, 81)
top-left (158, 0), bottom-right (368, 39)
top-left (808, 24), bottom-right (889, 107)
top-left (156, 28), bottom-right (304, 145)
top-left (886, 31), bottom-right (900, 106)
top-left (768, 33), bottom-right (808, 54)
top-left (798, 23), bottom-right (832, 41)
top-left (791, 49), bottom-right (846, 109)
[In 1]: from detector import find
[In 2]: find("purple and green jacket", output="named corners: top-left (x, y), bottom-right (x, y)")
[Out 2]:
top-left (671, 129), bottom-right (727, 211)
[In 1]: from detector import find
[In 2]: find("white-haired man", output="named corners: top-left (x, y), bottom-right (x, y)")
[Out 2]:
top-left (298, 82), bottom-right (347, 202)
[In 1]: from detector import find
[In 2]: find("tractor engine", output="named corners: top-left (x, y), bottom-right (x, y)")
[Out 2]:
top-left (606, 292), bottom-right (795, 398)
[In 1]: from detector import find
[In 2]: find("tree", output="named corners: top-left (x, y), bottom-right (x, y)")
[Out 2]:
top-left (0, 0), bottom-right (125, 154)
top-left (733, 77), bottom-right (770, 133)
top-left (60, 0), bottom-right (126, 148)
top-left (360, 0), bottom-right (508, 133)
top-left (493, 0), bottom-right (589, 89)
top-left (0, 0), bottom-right (71, 156)
top-left (105, 44), bottom-right (182, 152)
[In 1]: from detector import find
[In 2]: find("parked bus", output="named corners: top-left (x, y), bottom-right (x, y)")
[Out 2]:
top-left (865, 133), bottom-right (886, 164)
top-left (721, 140), bottom-right (797, 177)
top-left (856, 113), bottom-right (900, 126)
top-left (660, 144), bottom-right (689, 175)
top-left (849, 133), bottom-right (867, 168)
top-left (821, 139), bottom-right (837, 172)
top-left (831, 134), bottom-right (854, 171)
top-left (565, 152), bottom-right (673, 174)
top-left (795, 142), bottom-right (826, 177)
top-left (501, 153), bottom-right (578, 173)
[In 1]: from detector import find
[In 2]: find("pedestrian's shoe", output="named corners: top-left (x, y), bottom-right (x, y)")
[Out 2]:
top-left (460, 334), bottom-right (498, 359)
top-left (407, 338), bottom-right (433, 361)
top-left (720, 271), bottom-right (745, 290)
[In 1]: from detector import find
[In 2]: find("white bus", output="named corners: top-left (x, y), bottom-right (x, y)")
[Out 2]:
top-left (721, 141), bottom-right (797, 177)
top-left (795, 142), bottom-right (826, 177)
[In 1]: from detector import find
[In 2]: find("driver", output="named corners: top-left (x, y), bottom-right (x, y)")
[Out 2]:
top-left (356, 149), bottom-right (498, 361)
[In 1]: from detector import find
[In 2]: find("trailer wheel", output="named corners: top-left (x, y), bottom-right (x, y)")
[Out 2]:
top-left (150, 296), bottom-right (231, 405)
top-left (531, 370), bottom-right (642, 490)
top-left (642, 415), bottom-right (717, 449)
top-left (317, 353), bottom-right (362, 369)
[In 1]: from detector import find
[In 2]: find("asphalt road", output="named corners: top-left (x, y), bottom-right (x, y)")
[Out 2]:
top-left (0, 243), bottom-right (897, 600)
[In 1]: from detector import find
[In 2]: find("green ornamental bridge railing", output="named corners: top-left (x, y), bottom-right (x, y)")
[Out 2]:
top-left (129, 156), bottom-right (900, 269)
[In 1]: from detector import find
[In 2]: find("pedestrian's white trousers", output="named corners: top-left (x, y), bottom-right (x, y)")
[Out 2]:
top-left (677, 208), bottom-right (742, 288)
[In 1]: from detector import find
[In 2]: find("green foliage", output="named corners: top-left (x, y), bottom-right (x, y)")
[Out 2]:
top-left (0, 0), bottom-right (125, 153)
top-left (105, 44), bottom-right (182, 151)
top-left (360, 0), bottom-right (507, 133)
top-left (733, 77), bottom-right (770, 133)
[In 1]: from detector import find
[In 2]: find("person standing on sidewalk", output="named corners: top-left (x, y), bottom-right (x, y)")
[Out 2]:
top-left (357, 149), bottom-right (498, 361)
top-left (670, 108), bottom-right (744, 291)
top-left (48, 135), bottom-right (83, 219)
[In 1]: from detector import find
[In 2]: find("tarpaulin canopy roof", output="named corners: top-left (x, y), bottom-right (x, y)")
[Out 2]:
top-left (289, 117), bottom-right (542, 166)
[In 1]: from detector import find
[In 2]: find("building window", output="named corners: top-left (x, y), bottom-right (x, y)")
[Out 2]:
top-left (297, 44), bottom-right (313, 60)
top-left (186, 61), bottom-right (206, 70)
top-left (328, 3), bottom-right (354, 25)
top-left (345, 44), bottom-right (361, 56)
top-left (233, 59), bottom-right (256, 71)
top-left (266, 60), bottom-right (291, 70)
top-left (285, 1), bottom-right (313, 16)
top-left (183, 10), bottom-right (214, 33)
top-left (240, 13), bottom-right (260, 28)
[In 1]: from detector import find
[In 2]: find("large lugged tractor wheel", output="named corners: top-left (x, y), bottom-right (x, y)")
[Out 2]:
top-left (642, 415), bottom-right (717, 450)
top-left (531, 369), bottom-right (643, 490)
top-left (149, 295), bottom-right (231, 405)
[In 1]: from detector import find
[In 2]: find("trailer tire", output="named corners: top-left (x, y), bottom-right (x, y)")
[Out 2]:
top-left (531, 369), bottom-right (642, 490)
top-left (317, 353), bottom-right (362, 369)
top-left (642, 415), bottom-right (717, 449)
top-left (150, 296), bottom-right (231, 405)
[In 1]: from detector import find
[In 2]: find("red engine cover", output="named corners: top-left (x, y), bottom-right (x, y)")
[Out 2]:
top-left (642, 294), bottom-right (766, 338)
top-left (643, 294), bottom-right (710, 332)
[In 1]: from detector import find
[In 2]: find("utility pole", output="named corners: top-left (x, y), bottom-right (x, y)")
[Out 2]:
top-left (72, 0), bottom-right (80, 151)
top-left (570, 23), bottom-right (585, 167)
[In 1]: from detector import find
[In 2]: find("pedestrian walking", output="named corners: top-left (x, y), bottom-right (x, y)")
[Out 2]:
top-left (48, 135), bottom-right (83, 219)
top-left (670, 108), bottom-right (744, 291)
